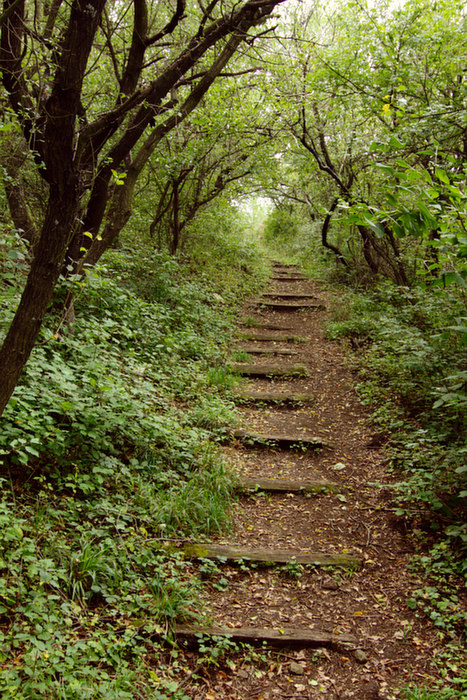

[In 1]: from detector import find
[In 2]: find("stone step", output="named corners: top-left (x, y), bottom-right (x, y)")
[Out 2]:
top-left (236, 331), bottom-right (308, 342)
top-left (181, 543), bottom-right (361, 568)
top-left (233, 429), bottom-right (328, 449)
top-left (174, 625), bottom-right (358, 650)
top-left (238, 476), bottom-right (340, 494)
top-left (229, 362), bottom-right (309, 377)
top-left (232, 389), bottom-right (314, 404)
top-left (255, 300), bottom-right (325, 311)
top-left (234, 345), bottom-right (299, 356)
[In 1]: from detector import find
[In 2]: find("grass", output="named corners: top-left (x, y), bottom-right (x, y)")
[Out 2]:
top-left (0, 233), bottom-right (267, 697)
top-left (325, 279), bottom-right (467, 692)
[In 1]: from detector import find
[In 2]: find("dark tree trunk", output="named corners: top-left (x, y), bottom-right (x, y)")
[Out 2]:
top-left (0, 182), bottom-right (80, 414)
top-left (2, 145), bottom-right (37, 250)
top-left (170, 181), bottom-right (180, 255)
top-left (320, 198), bottom-right (348, 267)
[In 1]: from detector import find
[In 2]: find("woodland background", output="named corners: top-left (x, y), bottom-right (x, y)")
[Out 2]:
top-left (0, 0), bottom-right (465, 696)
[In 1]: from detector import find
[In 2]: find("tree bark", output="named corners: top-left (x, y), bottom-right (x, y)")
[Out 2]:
top-left (0, 183), bottom-right (80, 413)
top-left (0, 0), bottom-right (106, 415)
top-left (320, 198), bottom-right (348, 267)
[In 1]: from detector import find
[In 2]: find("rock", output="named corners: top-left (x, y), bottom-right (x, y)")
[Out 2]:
top-left (289, 661), bottom-right (305, 675)
top-left (331, 462), bottom-right (347, 471)
top-left (354, 649), bottom-right (368, 664)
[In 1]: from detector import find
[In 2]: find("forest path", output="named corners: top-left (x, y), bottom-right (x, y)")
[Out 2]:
top-left (178, 263), bottom-right (441, 699)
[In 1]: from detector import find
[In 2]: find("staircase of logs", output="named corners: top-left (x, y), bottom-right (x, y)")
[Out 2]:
top-left (169, 261), bottom-right (364, 654)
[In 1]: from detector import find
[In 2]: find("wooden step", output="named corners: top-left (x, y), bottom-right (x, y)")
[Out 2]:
top-left (233, 429), bottom-right (328, 449)
top-left (236, 332), bottom-right (308, 343)
top-left (174, 625), bottom-right (358, 650)
top-left (229, 363), bottom-right (309, 377)
top-left (239, 322), bottom-right (296, 331)
top-left (238, 476), bottom-right (340, 494)
top-left (181, 543), bottom-right (361, 568)
top-left (255, 300), bottom-right (325, 311)
top-left (232, 390), bottom-right (314, 404)
top-left (271, 270), bottom-right (307, 276)
top-left (234, 345), bottom-right (299, 356)
top-left (262, 292), bottom-right (317, 299)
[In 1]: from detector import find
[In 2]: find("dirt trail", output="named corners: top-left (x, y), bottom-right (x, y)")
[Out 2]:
top-left (180, 264), bottom-right (443, 699)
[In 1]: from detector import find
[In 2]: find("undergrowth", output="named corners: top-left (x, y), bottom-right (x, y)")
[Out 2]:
top-left (0, 232), bottom-right (267, 697)
top-left (326, 279), bottom-right (467, 691)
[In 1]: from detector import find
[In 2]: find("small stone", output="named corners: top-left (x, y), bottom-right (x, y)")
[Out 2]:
top-left (289, 661), bottom-right (305, 675)
top-left (331, 462), bottom-right (346, 471)
top-left (322, 577), bottom-right (339, 590)
top-left (354, 649), bottom-right (368, 664)
top-left (237, 669), bottom-right (249, 679)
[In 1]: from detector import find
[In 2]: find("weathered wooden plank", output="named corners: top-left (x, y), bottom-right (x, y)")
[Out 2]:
top-left (182, 543), bottom-right (360, 568)
top-left (238, 476), bottom-right (340, 494)
top-left (231, 390), bottom-right (314, 404)
top-left (174, 625), bottom-right (358, 649)
top-left (262, 292), bottom-right (317, 299)
top-left (271, 274), bottom-right (307, 280)
top-left (229, 363), bottom-right (309, 377)
top-left (236, 332), bottom-right (308, 342)
top-left (239, 322), bottom-right (296, 331)
top-left (233, 429), bottom-right (328, 449)
top-left (234, 345), bottom-right (299, 356)
top-left (255, 300), bottom-right (325, 311)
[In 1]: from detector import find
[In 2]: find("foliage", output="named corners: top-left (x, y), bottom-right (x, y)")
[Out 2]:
top-left (326, 279), bottom-right (466, 681)
top-left (261, 0), bottom-right (467, 287)
top-left (0, 225), bottom-right (265, 697)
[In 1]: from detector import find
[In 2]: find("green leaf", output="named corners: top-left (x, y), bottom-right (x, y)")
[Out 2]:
top-left (435, 167), bottom-right (449, 185)
top-left (364, 217), bottom-right (385, 238)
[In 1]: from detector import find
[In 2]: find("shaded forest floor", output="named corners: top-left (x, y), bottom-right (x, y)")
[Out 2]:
top-left (174, 264), bottom-right (463, 699)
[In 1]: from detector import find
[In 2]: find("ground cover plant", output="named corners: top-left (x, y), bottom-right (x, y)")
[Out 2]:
top-left (0, 228), bottom-right (267, 698)
top-left (325, 279), bottom-right (467, 690)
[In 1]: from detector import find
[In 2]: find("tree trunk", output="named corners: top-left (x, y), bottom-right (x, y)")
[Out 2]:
top-left (0, 182), bottom-right (79, 414)
top-left (320, 198), bottom-right (348, 267)
top-left (170, 181), bottom-right (180, 255)
top-left (1, 140), bottom-right (37, 251)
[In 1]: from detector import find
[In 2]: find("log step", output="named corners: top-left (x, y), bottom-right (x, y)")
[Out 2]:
top-left (233, 429), bottom-right (328, 449)
top-left (232, 390), bottom-right (314, 404)
top-left (262, 292), bottom-right (317, 299)
top-left (271, 278), bottom-right (308, 284)
top-left (238, 476), bottom-right (340, 494)
top-left (181, 543), bottom-right (361, 568)
top-left (174, 625), bottom-right (358, 650)
top-left (236, 332), bottom-right (308, 343)
top-left (239, 322), bottom-right (296, 331)
top-left (234, 345), bottom-right (299, 356)
top-left (229, 363), bottom-right (309, 377)
top-left (255, 301), bottom-right (325, 311)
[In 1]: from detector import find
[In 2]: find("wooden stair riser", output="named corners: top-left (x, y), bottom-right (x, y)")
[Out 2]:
top-left (261, 292), bottom-right (317, 300)
top-left (238, 477), bottom-right (340, 494)
top-left (181, 543), bottom-right (361, 569)
top-left (233, 345), bottom-right (299, 356)
top-left (174, 625), bottom-right (358, 650)
top-left (233, 429), bottom-right (328, 450)
top-left (229, 363), bottom-right (309, 378)
top-left (236, 332), bottom-right (308, 343)
top-left (254, 301), bottom-right (325, 312)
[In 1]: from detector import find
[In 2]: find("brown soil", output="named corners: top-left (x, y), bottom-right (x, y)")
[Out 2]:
top-left (176, 264), bottom-right (449, 699)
